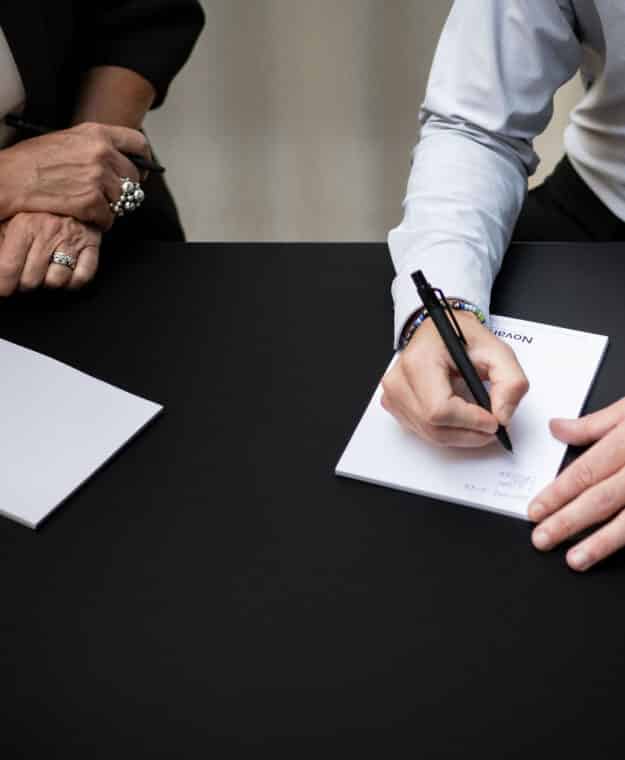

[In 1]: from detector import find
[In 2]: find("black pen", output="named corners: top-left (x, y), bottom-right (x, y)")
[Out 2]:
top-left (413, 270), bottom-right (513, 453)
top-left (4, 114), bottom-right (165, 174)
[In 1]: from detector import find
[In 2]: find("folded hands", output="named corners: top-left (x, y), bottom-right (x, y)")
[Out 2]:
top-left (0, 121), bottom-right (150, 295)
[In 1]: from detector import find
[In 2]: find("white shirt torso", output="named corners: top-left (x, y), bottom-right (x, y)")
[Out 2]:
top-left (389, 1), bottom-right (625, 346)
top-left (0, 26), bottom-right (25, 149)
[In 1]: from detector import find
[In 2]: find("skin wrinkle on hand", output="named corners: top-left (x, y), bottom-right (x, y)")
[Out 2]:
top-left (0, 66), bottom-right (153, 296)
top-left (0, 212), bottom-right (101, 295)
top-left (529, 403), bottom-right (625, 571)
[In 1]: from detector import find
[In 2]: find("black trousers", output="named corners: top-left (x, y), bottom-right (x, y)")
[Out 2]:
top-left (512, 155), bottom-right (625, 242)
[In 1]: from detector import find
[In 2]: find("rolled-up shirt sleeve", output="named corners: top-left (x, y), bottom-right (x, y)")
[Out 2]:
top-left (75, 0), bottom-right (205, 108)
top-left (388, 0), bottom-right (581, 347)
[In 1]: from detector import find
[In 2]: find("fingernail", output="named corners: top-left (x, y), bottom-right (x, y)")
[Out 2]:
top-left (568, 548), bottom-right (591, 572)
top-left (532, 529), bottom-right (551, 550)
top-left (528, 501), bottom-right (545, 521)
top-left (498, 403), bottom-right (515, 426)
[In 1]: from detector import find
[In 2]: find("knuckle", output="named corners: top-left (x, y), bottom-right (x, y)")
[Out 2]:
top-left (61, 216), bottom-right (78, 236)
top-left (551, 512), bottom-right (575, 539)
top-left (593, 485), bottom-right (617, 518)
top-left (19, 274), bottom-right (38, 291)
top-left (84, 192), bottom-right (107, 223)
top-left (423, 401), bottom-right (448, 427)
top-left (84, 121), bottom-right (104, 138)
top-left (546, 481), bottom-right (564, 509)
top-left (499, 342), bottom-right (516, 359)
top-left (136, 132), bottom-right (149, 154)
top-left (92, 140), bottom-right (112, 162)
top-left (0, 260), bottom-right (20, 281)
top-left (573, 461), bottom-right (596, 491)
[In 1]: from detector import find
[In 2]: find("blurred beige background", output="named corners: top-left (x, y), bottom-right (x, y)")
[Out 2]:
top-left (146, 0), bottom-right (583, 242)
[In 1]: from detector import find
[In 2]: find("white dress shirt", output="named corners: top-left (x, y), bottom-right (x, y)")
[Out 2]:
top-left (389, 0), bottom-right (624, 347)
top-left (0, 26), bottom-right (25, 149)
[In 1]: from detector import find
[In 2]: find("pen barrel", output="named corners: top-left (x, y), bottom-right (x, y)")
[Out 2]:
top-left (427, 305), bottom-right (492, 412)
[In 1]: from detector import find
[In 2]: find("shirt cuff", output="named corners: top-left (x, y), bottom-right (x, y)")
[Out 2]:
top-left (389, 233), bottom-right (494, 348)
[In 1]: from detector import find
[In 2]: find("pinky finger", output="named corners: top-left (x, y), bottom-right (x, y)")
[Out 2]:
top-left (67, 246), bottom-right (99, 290)
top-left (566, 509), bottom-right (625, 572)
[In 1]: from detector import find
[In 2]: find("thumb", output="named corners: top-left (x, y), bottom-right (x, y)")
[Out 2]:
top-left (550, 400), bottom-right (625, 445)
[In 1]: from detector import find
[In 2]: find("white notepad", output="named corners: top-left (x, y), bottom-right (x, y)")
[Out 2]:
top-left (0, 338), bottom-right (162, 528)
top-left (336, 316), bottom-right (608, 520)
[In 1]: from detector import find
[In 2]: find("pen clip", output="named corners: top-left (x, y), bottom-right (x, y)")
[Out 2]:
top-left (434, 288), bottom-right (467, 345)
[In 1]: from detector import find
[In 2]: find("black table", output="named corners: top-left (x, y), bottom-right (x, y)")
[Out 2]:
top-left (1, 241), bottom-right (624, 755)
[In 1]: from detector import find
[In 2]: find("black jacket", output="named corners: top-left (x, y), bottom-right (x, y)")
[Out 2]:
top-left (0, 1), bottom-right (205, 240)
top-left (0, 0), bottom-right (205, 127)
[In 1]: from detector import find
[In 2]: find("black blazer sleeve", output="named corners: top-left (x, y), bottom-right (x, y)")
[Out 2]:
top-left (74, 0), bottom-right (205, 108)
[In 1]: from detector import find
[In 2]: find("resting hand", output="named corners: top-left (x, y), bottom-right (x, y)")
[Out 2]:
top-left (0, 212), bottom-right (101, 296)
top-left (529, 400), bottom-right (625, 571)
top-left (0, 122), bottom-right (149, 230)
top-left (381, 311), bottom-right (529, 447)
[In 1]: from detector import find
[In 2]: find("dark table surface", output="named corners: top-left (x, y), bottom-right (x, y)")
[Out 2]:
top-left (1, 241), bottom-right (624, 755)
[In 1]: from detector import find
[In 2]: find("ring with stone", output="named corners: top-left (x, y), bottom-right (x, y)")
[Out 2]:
top-left (50, 251), bottom-right (77, 271)
top-left (109, 177), bottom-right (146, 218)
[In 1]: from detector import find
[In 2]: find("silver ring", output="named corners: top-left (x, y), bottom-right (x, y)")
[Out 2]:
top-left (109, 176), bottom-right (145, 218)
top-left (50, 251), bottom-right (77, 271)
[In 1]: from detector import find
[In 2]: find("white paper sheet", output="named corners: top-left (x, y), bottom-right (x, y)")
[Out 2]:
top-left (0, 338), bottom-right (162, 528)
top-left (336, 316), bottom-right (608, 520)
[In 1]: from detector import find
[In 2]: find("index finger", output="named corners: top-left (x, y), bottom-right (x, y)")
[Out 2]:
top-left (103, 125), bottom-right (151, 161)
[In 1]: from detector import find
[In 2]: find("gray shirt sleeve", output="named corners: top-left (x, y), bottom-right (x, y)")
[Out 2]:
top-left (388, 0), bottom-right (581, 347)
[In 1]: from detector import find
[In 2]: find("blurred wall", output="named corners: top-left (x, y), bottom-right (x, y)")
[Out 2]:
top-left (146, 0), bottom-right (582, 242)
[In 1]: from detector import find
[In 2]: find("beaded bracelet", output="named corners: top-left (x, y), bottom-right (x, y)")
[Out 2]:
top-left (399, 298), bottom-right (487, 350)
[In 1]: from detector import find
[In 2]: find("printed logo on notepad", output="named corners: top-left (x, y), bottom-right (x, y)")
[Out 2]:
top-left (492, 329), bottom-right (534, 344)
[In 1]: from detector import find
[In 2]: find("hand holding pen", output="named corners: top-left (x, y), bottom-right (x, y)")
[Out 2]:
top-left (0, 118), bottom-right (157, 230)
top-left (380, 271), bottom-right (529, 449)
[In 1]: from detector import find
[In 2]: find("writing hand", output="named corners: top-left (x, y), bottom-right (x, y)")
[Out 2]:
top-left (381, 311), bottom-right (529, 447)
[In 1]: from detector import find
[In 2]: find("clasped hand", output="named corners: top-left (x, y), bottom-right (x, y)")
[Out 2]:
top-left (0, 212), bottom-right (100, 293)
top-left (0, 121), bottom-right (150, 295)
top-left (382, 311), bottom-right (625, 572)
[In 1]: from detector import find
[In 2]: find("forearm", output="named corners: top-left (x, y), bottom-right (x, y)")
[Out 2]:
top-left (71, 65), bottom-right (156, 129)
top-left (388, 119), bottom-right (527, 348)
top-left (388, 0), bottom-right (581, 348)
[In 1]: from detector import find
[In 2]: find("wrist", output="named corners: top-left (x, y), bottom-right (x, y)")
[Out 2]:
top-left (399, 297), bottom-right (487, 350)
top-left (0, 148), bottom-right (24, 220)
top-left (72, 66), bottom-right (155, 129)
